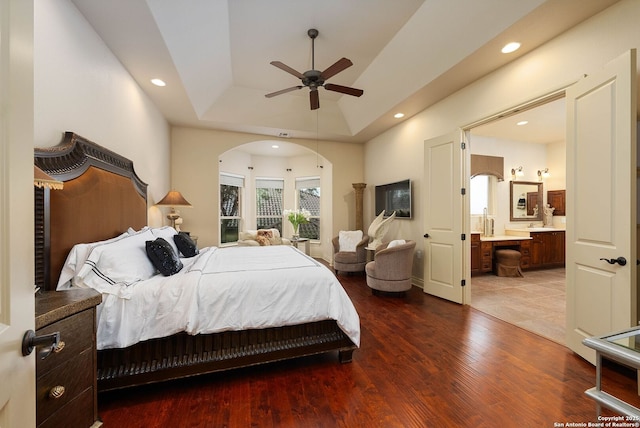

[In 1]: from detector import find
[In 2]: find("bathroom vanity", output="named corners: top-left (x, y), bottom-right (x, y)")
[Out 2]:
top-left (471, 227), bottom-right (566, 276)
top-left (505, 227), bottom-right (566, 269)
top-left (471, 233), bottom-right (531, 276)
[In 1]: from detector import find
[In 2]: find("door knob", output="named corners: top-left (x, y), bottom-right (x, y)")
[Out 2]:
top-left (22, 330), bottom-right (61, 359)
top-left (599, 257), bottom-right (627, 266)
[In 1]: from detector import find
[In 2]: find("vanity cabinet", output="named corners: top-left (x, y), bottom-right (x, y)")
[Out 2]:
top-left (471, 234), bottom-right (481, 275)
top-left (471, 235), bottom-right (531, 275)
top-left (35, 289), bottom-right (102, 428)
top-left (529, 231), bottom-right (565, 269)
top-left (481, 242), bottom-right (493, 273)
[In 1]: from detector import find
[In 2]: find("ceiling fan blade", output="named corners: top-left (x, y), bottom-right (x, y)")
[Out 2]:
top-left (320, 57), bottom-right (353, 80)
top-left (324, 83), bottom-right (364, 97)
top-left (310, 89), bottom-right (319, 110)
top-left (270, 61), bottom-right (305, 79)
top-left (265, 86), bottom-right (303, 98)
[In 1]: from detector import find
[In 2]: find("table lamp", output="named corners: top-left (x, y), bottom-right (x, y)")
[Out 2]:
top-left (156, 190), bottom-right (192, 229)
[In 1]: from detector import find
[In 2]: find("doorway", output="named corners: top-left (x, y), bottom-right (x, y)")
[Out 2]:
top-left (468, 97), bottom-right (568, 344)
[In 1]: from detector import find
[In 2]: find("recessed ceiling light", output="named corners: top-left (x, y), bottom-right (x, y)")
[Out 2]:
top-left (517, 120), bottom-right (528, 126)
top-left (501, 42), bottom-right (521, 54)
top-left (394, 113), bottom-right (405, 119)
top-left (151, 78), bottom-right (166, 87)
top-left (272, 145), bottom-right (279, 149)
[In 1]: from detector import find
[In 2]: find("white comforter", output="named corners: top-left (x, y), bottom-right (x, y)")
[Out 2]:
top-left (93, 245), bottom-right (360, 350)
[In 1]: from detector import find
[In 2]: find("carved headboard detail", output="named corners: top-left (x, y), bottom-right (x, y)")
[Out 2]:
top-left (34, 132), bottom-right (148, 291)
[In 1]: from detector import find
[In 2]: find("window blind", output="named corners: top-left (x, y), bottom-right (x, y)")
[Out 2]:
top-left (295, 177), bottom-right (320, 189)
top-left (256, 178), bottom-right (284, 189)
top-left (220, 173), bottom-right (244, 188)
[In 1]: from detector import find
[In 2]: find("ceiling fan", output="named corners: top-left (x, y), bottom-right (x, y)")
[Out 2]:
top-left (265, 28), bottom-right (364, 110)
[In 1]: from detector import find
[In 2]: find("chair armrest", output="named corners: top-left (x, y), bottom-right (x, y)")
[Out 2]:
top-left (332, 236), bottom-right (340, 253)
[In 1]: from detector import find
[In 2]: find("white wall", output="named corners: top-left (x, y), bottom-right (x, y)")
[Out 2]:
top-left (470, 135), bottom-right (548, 234)
top-left (219, 148), bottom-right (329, 258)
top-left (365, 0), bottom-right (640, 281)
top-left (171, 127), bottom-right (363, 261)
top-left (34, 0), bottom-right (171, 226)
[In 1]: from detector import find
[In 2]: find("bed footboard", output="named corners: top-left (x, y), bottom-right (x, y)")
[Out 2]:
top-left (97, 320), bottom-right (356, 391)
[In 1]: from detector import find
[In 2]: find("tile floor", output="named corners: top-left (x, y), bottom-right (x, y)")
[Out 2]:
top-left (470, 267), bottom-right (566, 344)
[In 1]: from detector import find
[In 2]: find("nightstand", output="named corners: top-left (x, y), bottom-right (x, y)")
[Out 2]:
top-left (35, 289), bottom-right (102, 428)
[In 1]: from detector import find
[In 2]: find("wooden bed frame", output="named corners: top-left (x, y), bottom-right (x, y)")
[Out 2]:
top-left (34, 132), bottom-right (356, 392)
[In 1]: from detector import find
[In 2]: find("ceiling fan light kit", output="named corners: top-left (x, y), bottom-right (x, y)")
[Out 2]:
top-left (266, 28), bottom-right (363, 110)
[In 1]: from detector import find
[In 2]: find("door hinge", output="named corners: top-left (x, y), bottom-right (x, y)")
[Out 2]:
top-left (461, 279), bottom-right (466, 287)
top-left (461, 188), bottom-right (466, 195)
top-left (461, 142), bottom-right (466, 150)
top-left (461, 233), bottom-right (466, 241)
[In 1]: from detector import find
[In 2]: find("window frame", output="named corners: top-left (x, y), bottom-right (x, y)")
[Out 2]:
top-left (256, 177), bottom-right (284, 234)
top-left (295, 177), bottom-right (321, 241)
top-left (220, 173), bottom-right (244, 245)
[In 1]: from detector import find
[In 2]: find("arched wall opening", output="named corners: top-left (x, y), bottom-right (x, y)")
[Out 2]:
top-left (218, 140), bottom-right (334, 260)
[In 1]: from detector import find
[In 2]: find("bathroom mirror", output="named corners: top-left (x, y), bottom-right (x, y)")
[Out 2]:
top-left (510, 181), bottom-right (543, 221)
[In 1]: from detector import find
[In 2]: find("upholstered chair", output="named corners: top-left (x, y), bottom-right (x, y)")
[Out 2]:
top-left (332, 231), bottom-right (370, 275)
top-left (365, 240), bottom-right (416, 295)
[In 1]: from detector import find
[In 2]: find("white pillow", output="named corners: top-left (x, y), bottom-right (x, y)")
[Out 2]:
top-left (74, 229), bottom-right (156, 289)
top-left (56, 232), bottom-right (129, 290)
top-left (150, 226), bottom-right (180, 257)
top-left (127, 226), bottom-right (149, 235)
top-left (239, 230), bottom-right (258, 241)
top-left (338, 230), bottom-right (363, 252)
top-left (387, 239), bottom-right (406, 248)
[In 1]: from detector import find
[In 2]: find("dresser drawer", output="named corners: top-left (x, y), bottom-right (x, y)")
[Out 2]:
top-left (36, 309), bottom-right (94, 374)
top-left (38, 388), bottom-right (94, 428)
top-left (37, 348), bottom-right (93, 425)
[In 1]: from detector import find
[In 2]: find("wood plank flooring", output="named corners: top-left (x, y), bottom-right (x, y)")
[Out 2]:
top-left (98, 270), bottom-right (639, 427)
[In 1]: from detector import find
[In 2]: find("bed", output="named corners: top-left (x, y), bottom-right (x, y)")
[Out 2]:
top-left (34, 132), bottom-right (359, 392)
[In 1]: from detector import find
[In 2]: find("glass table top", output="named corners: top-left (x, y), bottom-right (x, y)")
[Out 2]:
top-left (604, 328), bottom-right (640, 353)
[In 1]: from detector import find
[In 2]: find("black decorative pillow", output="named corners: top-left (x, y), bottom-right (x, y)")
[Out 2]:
top-left (174, 232), bottom-right (199, 258)
top-left (145, 238), bottom-right (183, 276)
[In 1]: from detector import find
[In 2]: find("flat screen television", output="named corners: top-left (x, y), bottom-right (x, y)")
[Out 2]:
top-left (374, 179), bottom-right (411, 218)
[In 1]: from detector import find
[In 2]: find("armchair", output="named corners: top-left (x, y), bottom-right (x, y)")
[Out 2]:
top-left (332, 231), bottom-right (369, 275)
top-left (365, 240), bottom-right (416, 294)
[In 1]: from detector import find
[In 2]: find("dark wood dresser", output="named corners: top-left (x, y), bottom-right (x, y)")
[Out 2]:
top-left (35, 289), bottom-right (102, 428)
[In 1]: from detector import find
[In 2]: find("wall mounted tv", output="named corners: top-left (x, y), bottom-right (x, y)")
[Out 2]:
top-left (374, 179), bottom-right (412, 218)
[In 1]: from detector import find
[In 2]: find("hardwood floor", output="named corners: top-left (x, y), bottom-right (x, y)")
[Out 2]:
top-left (98, 270), bottom-right (638, 427)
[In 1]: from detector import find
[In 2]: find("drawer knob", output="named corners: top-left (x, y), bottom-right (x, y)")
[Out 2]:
top-left (49, 385), bottom-right (65, 399)
top-left (53, 341), bottom-right (65, 353)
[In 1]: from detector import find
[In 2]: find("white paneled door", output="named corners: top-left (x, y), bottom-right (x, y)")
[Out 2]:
top-left (565, 50), bottom-right (637, 363)
top-left (423, 131), bottom-right (465, 303)
top-left (0, 0), bottom-right (36, 426)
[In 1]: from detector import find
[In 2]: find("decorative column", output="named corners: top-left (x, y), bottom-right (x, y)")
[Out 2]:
top-left (352, 183), bottom-right (367, 231)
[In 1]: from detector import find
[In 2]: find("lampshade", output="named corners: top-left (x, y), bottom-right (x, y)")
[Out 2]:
top-left (34, 165), bottom-right (64, 190)
top-left (156, 190), bottom-right (192, 207)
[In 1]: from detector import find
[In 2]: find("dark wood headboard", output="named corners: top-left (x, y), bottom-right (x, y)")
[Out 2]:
top-left (34, 132), bottom-right (148, 291)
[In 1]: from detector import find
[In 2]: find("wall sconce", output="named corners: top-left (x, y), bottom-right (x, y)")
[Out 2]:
top-left (511, 166), bottom-right (524, 180)
top-left (537, 168), bottom-right (550, 181)
top-left (156, 190), bottom-right (192, 230)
